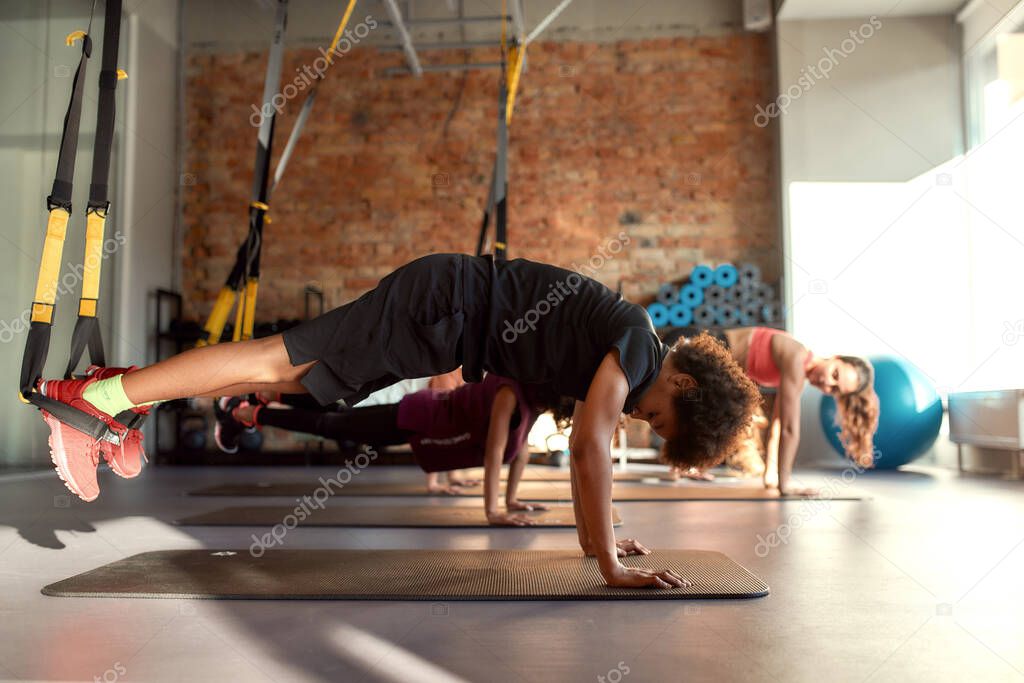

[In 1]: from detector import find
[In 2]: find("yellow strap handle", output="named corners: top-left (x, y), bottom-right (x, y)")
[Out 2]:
top-left (241, 277), bottom-right (259, 341)
top-left (231, 285), bottom-right (246, 343)
top-left (66, 30), bottom-right (86, 47)
top-left (251, 200), bottom-right (272, 223)
top-left (78, 210), bottom-right (105, 315)
top-left (198, 286), bottom-right (238, 347)
top-left (325, 0), bottom-right (359, 65)
top-left (506, 44), bottom-right (526, 125)
top-left (31, 208), bottom-right (71, 324)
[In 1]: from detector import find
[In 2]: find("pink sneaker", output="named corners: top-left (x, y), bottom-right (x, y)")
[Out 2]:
top-left (84, 365), bottom-right (148, 478)
top-left (38, 376), bottom-right (128, 502)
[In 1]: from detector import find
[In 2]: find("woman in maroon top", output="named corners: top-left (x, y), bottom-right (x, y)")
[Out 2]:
top-left (223, 374), bottom-right (572, 526)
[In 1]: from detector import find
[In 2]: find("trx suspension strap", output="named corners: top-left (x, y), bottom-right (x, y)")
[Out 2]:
top-left (19, 0), bottom-right (126, 444)
top-left (200, 0), bottom-right (358, 345)
top-left (476, 6), bottom-right (525, 263)
top-left (198, 0), bottom-right (288, 347)
top-left (65, 0), bottom-right (126, 378)
top-left (19, 15), bottom-right (93, 399)
top-left (272, 0), bottom-right (357, 195)
top-left (237, 0), bottom-right (358, 342)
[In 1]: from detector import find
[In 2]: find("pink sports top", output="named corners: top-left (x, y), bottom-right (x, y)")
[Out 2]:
top-left (745, 327), bottom-right (812, 388)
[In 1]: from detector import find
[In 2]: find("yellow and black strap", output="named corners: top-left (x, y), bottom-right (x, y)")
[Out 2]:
top-left (18, 14), bottom-right (94, 398)
top-left (64, 0), bottom-right (126, 379)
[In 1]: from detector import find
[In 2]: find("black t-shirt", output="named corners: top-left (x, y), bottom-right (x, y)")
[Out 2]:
top-left (479, 258), bottom-right (667, 413)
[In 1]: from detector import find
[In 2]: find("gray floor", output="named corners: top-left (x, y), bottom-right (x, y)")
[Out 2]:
top-left (1, 463), bottom-right (1022, 682)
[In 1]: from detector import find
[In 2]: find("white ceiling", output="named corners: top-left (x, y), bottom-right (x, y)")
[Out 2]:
top-left (778, 0), bottom-right (966, 20)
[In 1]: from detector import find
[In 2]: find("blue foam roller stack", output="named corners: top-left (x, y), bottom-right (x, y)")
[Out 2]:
top-left (738, 262), bottom-right (761, 285)
top-left (742, 302), bottom-right (761, 324)
top-left (678, 284), bottom-right (703, 307)
top-left (691, 265), bottom-right (714, 288)
top-left (668, 304), bottom-right (693, 326)
top-left (757, 283), bottom-right (775, 301)
top-left (717, 306), bottom-right (740, 326)
top-left (647, 303), bottom-right (670, 327)
top-left (693, 305), bottom-right (716, 326)
top-left (656, 283), bottom-right (679, 306)
top-left (761, 302), bottom-right (781, 322)
top-left (704, 285), bottom-right (726, 306)
top-left (714, 263), bottom-right (739, 288)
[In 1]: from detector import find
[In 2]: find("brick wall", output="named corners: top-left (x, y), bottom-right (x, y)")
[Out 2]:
top-left (182, 34), bottom-right (778, 322)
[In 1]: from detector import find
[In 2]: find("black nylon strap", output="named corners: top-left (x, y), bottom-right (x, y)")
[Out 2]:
top-left (494, 77), bottom-right (509, 262)
top-left (246, 114), bottom-right (276, 282)
top-left (65, 0), bottom-right (121, 379)
top-left (64, 315), bottom-right (106, 379)
top-left (20, 323), bottom-right (51, 396)
top-left (88, 0), bottom-right (121, 210)
top-left (29, 394), bottom-right (121, 444)
top-left (206, 0), bottom-right (287, 333)
top-left (48, 34), bottom-right (92, 211)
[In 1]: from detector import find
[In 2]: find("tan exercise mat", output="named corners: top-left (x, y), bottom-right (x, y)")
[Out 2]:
top-left (42, 549), bottom-right (769, 600)
top-left (189, 481), bottom-right (864, 501)
top-left (176, 504), bottom-right (621, 528)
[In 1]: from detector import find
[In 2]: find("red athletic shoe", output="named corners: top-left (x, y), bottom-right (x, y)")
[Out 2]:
top-left (84, 365), bottom-right (148, 478)
top-left (38, 376), bottom-right (128, 502)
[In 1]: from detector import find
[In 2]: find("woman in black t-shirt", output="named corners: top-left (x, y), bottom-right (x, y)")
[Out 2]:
top-left (39, 253), bottom-right (761, 590)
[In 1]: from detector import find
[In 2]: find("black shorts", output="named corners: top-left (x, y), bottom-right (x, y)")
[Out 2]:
top-left (282, 254), bottom-right (491, 405)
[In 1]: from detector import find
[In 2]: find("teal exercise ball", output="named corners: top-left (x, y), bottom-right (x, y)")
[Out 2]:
top-left (819, 356), bottom-right (942, 469)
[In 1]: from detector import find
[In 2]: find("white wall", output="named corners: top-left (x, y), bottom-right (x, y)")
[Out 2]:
top-left (114, 0), bottom-right (180, 368)
top-left (775, 16), bottom-right (964, 467)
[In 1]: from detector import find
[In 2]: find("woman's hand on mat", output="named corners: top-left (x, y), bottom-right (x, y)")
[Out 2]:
top-left (604, 565), bottom-right (691, 589)
top-left (507, 500), bottom-right (549, 512)
top-left (487, 511), bottom-right (536, 527)
top-left (780, 485), bottom-right (820, 498)
top-left (615, 538), bottom-right (651, 557)
top-left (680, 467), bottom-right (715, 482)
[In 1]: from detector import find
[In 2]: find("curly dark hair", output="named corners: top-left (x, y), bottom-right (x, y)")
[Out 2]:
top-left (833, 356), bottom-right (880, 467)
top-left (661, 332), bottom-right (761, 470)
top-left (521, 383), bottom-right (575, 429)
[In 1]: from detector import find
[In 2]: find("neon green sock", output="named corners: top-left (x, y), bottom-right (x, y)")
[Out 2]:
top-left (83, 376), bottom-right (137, 415)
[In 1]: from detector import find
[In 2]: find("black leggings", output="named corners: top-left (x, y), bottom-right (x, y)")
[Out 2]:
top-left (257, 398), bottom-right (413, 447)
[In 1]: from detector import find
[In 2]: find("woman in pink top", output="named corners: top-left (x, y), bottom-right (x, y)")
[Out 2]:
top-left (723, 327), bottom-right (879, 495)
top-left (664, 326), bottom-right (879, 495)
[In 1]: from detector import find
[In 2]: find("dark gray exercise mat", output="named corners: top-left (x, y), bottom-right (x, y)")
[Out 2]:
top-left (188, 481), bottom-right (864, 501)
top-left (42, 549), bottom-right (769, 600)
top-left (176, 505), bottom-right (622, 528)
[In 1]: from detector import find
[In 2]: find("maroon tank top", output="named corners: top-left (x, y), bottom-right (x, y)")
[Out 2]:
top-left (396, 374), bottom-right (537, 472)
